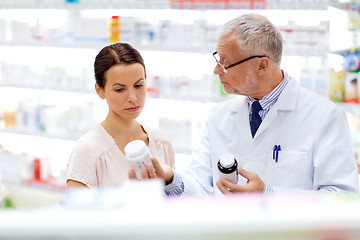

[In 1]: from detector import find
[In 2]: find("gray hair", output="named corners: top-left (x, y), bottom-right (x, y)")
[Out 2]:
top-left (218, 13), bottom-right (283, 65)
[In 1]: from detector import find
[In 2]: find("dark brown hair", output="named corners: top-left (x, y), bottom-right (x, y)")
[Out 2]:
top-left (94, 43), bottom-right (146, 88)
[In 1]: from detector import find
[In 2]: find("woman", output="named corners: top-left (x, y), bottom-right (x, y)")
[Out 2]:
top-left (66, 43), bottom-right (175, 189)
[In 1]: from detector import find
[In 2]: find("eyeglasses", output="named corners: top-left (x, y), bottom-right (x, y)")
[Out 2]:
top-left (213, 51), bottom-right (268, 73)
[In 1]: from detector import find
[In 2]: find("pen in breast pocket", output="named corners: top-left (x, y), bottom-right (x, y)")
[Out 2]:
top-left (273, 145), bottom-right (281, 163)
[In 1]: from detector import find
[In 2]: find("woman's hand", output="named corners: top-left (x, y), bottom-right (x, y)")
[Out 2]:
top-left (128, 157), bottom-right (174, 185)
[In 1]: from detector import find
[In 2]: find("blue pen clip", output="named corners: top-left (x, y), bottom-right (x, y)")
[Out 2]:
top-left (273, 145), bottom-right (281, 163)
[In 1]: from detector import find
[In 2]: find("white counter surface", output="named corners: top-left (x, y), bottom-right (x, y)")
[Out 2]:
top-left (1, 188), bottom-right (360, 240)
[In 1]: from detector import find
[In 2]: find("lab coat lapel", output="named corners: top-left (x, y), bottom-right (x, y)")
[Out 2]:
top-left (253, 79), bottom-right (299, 139)
top-left (227, 97), bottom-right (253, 144)
top-left (254, 104), bottom-right (278, 139)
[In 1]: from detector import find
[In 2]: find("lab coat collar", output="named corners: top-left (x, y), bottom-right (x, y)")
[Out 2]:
top-left (226, 95), bottom-right (248, 112)
top-left (225, 75), bottom-right (299, 141)
top-left (225, 76), bottom-right (299, 113)
top-left (274, 75), bottom-right (299, 111)
top-left (252, 77), bottom-right (299, 139)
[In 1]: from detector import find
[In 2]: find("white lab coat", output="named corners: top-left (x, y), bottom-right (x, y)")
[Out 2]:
top-left (182, 77), bottom-right (359, 195)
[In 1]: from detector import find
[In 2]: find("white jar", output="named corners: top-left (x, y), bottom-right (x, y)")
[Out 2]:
top-left (217, 153), bottom-right (238, 184)
top-left (124, 140), bottom-right (152, 179)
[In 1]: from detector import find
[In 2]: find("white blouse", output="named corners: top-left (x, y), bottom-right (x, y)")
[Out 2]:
top-left (66, 124), bottom-right (175, 189)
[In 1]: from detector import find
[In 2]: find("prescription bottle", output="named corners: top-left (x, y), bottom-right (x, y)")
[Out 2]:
top-left (124, 140), bottom-right (152, 179)
top-left (217, 153), bottom-right (238, 184)
top-left (107, 16), bottom-right (120, 43)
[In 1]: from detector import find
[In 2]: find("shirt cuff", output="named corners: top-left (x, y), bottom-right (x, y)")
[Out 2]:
top-left (263, 183), bottom-right (273, 194)
top-left (164, 171), bottom-right (184, 196)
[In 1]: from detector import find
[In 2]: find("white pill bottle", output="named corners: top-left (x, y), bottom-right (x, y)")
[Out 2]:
top-left (124, 140), bottom-right (152, 179)
top-left (217, 153), bottom-right (238, 184)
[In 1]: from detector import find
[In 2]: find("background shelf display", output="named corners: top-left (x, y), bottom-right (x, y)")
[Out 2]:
top-left (0, 0), bottom-right (357, 191)
top-left (0, 0), bottom-right (330, 10)
top-left (0, 7), bottom-right (331, 56)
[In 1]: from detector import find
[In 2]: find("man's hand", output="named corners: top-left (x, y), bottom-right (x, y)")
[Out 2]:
top-left (128, 157), bottom-right (174, 185)
top-left (216, 167), bottom-right (264, 194)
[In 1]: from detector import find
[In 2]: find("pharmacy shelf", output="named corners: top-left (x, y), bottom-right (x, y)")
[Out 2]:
top-left (338, 102), bottom-right (360, 115)
top-left (0, 84), bottom-right (229, 103)
top-left (0, 41), bottom-right (328, 57)
top-left (4, 178), bottom-right (66, 194)
top-left (0, 41), bottom-right (214, 54)
top-left (0, 0), bottom-right (170, 10)
top-left (0, 84), bottom-right (94, 95)
top-left (1, 181), bottom-right (65, 209)
top-left (0, 129), bottom-right (80, 142)
top-left (0, 41), bottom-right (107, 52)
top-left (329, 0), bottom-right (360, 11)
top-left (0, 0), bottom-right (330, 10)
top-left (330, 48), bottom-right (360, 57)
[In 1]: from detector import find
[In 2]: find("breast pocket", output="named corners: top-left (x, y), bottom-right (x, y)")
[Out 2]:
top-left (267, 151), bottom-right (309, 188)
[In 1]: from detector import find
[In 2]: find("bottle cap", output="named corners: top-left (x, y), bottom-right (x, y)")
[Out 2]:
top-left (219, 153), bottom-right (235, 168)
top-left (124, 140), bottom-right (147, 158)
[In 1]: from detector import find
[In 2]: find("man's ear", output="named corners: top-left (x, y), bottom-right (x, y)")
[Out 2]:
top-left (95, 84), bottom-right (105, 99)
top-left (258, 57), bottom-right (269, 76)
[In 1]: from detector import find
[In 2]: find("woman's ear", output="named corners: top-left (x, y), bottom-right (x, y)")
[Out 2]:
top-left (95, 83), bottom-right (105, 99)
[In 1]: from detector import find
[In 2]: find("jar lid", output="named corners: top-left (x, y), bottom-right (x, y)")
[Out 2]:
top-left (219, 153), bottom-right (235, 168)
top-left (124, 140), bottom-right (146, 158)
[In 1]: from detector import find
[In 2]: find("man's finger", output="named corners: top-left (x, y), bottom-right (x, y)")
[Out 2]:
top-left (238, 167), bottom-right (252, 180)
top-left (216, 178), bottom-right (234, 194)
top-left (218, 178), bottom-right (247, 193)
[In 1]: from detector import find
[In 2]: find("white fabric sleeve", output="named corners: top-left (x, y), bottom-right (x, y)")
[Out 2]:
top-left (311, 107), bottom-right (359, 194)
top-left (66, 141), bottom-right (97, 188)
